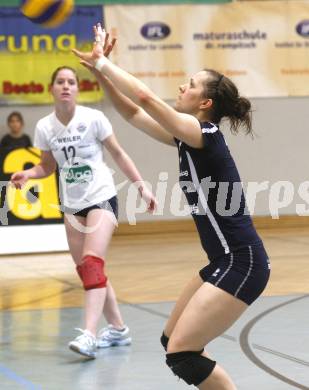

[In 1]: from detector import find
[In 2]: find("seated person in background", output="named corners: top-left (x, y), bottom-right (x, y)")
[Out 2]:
top-left (0, 111), bottom-right (32, 149)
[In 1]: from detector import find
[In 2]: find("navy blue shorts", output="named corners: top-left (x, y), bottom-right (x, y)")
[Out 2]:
top-left (64, 196), bottom-right (118, 219)
top-left (199, 242), bottom-right (270, 305)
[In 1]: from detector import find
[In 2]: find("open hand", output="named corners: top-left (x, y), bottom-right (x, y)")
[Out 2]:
top-left (10, 171), bottom-right (29, 189)
top-left (139, 186), bottom-right (158, 214)
top-left (72, 22), bottom-right (115, 68)
top-left (80, 26), bottom-right (116, 74)
top-left (97, 23), bottom-right (116, 58)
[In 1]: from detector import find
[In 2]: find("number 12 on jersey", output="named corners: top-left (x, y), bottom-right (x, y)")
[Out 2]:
top-left (61, 146), bottom-right (76, 160)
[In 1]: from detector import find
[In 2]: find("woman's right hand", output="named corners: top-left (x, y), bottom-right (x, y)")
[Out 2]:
top-left (10, 171), bottom-right (29, 189)
top-left (72, 23), bottom-right (109, 66)
top-left (79, 25), bottom-right (116, 75)
top-left (101, 29), bottom-right (117, 58)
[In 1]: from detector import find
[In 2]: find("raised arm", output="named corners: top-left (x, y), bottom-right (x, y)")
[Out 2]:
top-left (97, 73), bottom-right (176, 146)
top-left (73, 24), bottom-right (203, 148)
top-left (82, 33), bottom-right (175, 147)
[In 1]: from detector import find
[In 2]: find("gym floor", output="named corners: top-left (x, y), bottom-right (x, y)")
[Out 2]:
top-left (0, 227), bottom-right (308, 389)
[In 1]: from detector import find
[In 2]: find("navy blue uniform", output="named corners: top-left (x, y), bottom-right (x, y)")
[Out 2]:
top-left (175, 122), bottom-right (270, 305)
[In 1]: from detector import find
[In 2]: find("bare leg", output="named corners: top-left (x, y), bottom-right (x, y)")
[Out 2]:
top-left (198, 363), bottom-right (237, 390)
top-left (164, 274), bottom-right (203, 337)
top-left (64, 213), bottom-right (86, 264)
top-left (103, 281), bottom-right (125, 329)
top-left (167, 283), bottom-right (247, 390)
top-left (64, 209), bottom-right (123, 335)
top-left (83, 288), bottom-right (106, 335)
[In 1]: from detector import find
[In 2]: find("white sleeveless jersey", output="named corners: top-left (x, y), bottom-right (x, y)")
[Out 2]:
top-left (34, 105), bottom-right (116, 211)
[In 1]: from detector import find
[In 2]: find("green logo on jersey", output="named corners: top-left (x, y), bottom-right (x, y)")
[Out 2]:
top-left (62, 164), bottom-right (93, 184)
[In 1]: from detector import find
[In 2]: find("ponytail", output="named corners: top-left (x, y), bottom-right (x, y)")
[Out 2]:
top-left (228, 96), bottom-right (252, 135)
top-left (202, 69), bottom-right (253, 135)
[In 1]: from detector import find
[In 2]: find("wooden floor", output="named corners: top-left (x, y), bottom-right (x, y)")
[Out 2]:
top-left (0, 227), bottom-right (308, 311)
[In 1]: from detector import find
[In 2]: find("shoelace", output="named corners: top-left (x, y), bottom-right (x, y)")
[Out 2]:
top-left (74, 328), bottom-right (96, 347)
top-left (97, 327), bottom-right (110, 339)
top-left (97, 324), bottom-right (116, 338)
top-left (98, 325), bottom-right (126, 339)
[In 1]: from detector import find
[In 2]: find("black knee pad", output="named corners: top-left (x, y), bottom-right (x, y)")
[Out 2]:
top-left (166, 351), bottom-right (216, 386)
top-left (160, 332), bottom-right (169, 351)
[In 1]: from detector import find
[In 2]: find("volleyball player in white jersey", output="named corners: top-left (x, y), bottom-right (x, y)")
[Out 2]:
top-left (10, 65), bottom-right (157, 359)
top-left (73, 25), bottom-right (270, 387)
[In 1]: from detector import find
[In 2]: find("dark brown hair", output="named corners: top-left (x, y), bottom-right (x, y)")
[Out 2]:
top-left (202, 69), bottom-right (252, 135)
top-left (50, 66), bottom-right (79, 85)
top-left (7, 111), bottom-right (24, 125)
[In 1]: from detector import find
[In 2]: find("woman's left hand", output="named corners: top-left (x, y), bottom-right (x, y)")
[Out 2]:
top-left (139, 186), bottom-right (158, 214)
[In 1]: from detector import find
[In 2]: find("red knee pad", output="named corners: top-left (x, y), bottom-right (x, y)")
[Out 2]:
top-left (77, 255), bottom-right (108, 290)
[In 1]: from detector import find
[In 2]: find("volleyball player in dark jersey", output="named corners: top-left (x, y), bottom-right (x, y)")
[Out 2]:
top-left (73, 24), bottom-right (270, 390)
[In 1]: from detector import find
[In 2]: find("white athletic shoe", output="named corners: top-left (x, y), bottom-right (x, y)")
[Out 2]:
top-left (68, 328), bottom-right (97, 358)
top-left (97, 325), bottom-right (132, 348)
